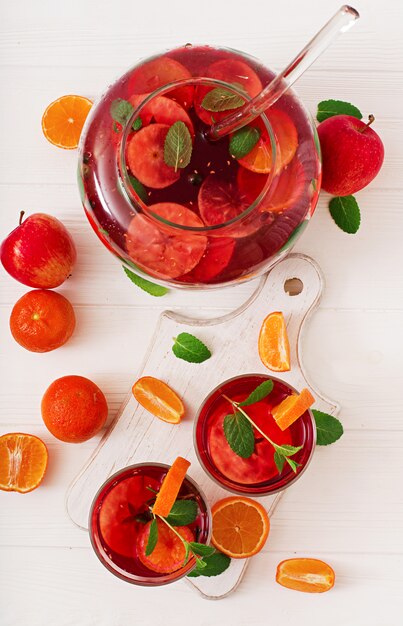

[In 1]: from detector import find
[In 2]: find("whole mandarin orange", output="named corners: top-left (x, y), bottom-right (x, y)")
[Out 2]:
top-left (41, 375), bottom-right (108, 443)
top-left (10, 289), bottom-right (75, 353)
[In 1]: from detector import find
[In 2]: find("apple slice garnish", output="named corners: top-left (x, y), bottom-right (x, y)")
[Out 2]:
top-left (126, 202), bottom-right (207, 279)
top-left (198, 174), bottom-right (249, 226)
top-left (129, 95), bottom-right (194, 138)
top-left (126, 124), bottom-right (180, 189)
top-left (180, 237), bottom-right (235, 283)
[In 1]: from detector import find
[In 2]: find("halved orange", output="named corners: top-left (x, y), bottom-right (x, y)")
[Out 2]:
top-left (276, 558), bottom-right (335, 593)
top-left (272, 388), bottom-right (315, 431)
top-left (0, 433), bottom-right (48, 493)
top-left (152, 456), bottom-right (191, 517)
top-left (211, 496), bottom-right (270, 558)
top-left (42, 95), bottom-right (92, 149)
top-left (132, 376), bottom-right (185, 423)
top-left (259, 311), bottom-right (290, 372)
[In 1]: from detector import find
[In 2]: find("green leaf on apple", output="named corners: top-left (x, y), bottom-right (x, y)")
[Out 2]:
top-left (316, 100), bottom-right (363, 123)
top-left (329, 195), bottom-right (361, 234)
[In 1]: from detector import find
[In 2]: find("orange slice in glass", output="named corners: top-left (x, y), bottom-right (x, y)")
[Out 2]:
top-left (0, 433), bottom-right (48, 493)
top-left (132, 376), bottom-right (185, 423)
top-left (152, 456), bottom-right (191, 517)
top-left (276, 558), bottom-right (335, 593)
top-left (137, 519), bottom-right (194, 573)
top-left (211, 496), bottom-right (270, 558)
top-left (272, 388), bottom-right (315, 431)
top-left (42, 95), bottom-right (92, 149)
top-left (258, 311), bottom-right (291, 372)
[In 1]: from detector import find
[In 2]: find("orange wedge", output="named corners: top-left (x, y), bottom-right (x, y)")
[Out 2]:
top-left (0, 433), bottom-right (48, 493)
top-left (42, 95), bottom-right (92, 149)
top-left (259, 311), bottom-right (290, 372)
top-left (152, 456), bottom-right (191, 517)
top-left (272, 388), bottom-right (315, 431)
top-left (276, 558), bottom-right (335, 593)
top-left (132, 376), bottom-right (185, 424)
top-left (211, 496), bottom-right (270, 558)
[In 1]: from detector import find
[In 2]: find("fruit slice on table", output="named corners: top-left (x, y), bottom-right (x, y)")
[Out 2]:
top-left (258, 311), bottom-right (290, 372)
top-left (152, 456), bottom-right (191, 517)
top-left (128, 56), bottom-right (193, 109)
top-left (126, 124), bottom-right (180, 189)
top-left (181, 237), bottom-right (235, 283)
top-left (211, 496), bottom-right (270, 558)
top-left (194, 58), bottom-right (262, 125)
top-left (137, 519), bottom-right (194, 573)
top-left (0, 433), bottom-right (48, 493)
top-left (198, 174), bottom-right (249, 226)
top-left (10, 289), bottom-right (76, 353)
top-left (237, 157), bottom-right (305, 213)
top-left (42, 95), bottom-right (92, 149)
top-left (272, 388), bottom-right (315, 431)
top-left (130, 95), bottom-right (195, 138)
top-left (237, 109), bottom-right (298, 175)
top-left (126, 203), bottom-right (207, 279)
top-left (41, 375), bottom-right (108, 443)
top-left (132, 376), bottom-right (185, 424)
top-left (276, 558), bottom-right (335, 593)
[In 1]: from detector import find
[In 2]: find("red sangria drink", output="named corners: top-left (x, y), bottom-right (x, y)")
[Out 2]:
top-left (89, 463), bottom-right (211, 586)
top-left (194, 374), bottom-right (316, 496)
top-left (78, 45), bottom-right (321, 289)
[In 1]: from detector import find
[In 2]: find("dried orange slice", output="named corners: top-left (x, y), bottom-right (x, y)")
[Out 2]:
top-left (0, 433), bottom-right (48, 493)
top-left (272, 388), bottom-right (315, 431)
top-left (132, 376), bottom-right (185, 423)
top-left (276, 558), bottom-right (335, 593)
top-left (42, 95), bottom-right (92, 149)
top-left (211, 496), bottom-right (270, 558)
top-left (152, 456), bottom-right (191, 517)
top-left (258, 311), bottom-right (290, 372)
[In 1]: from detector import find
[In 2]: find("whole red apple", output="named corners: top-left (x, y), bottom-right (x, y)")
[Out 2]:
top-left (1, 212), bottom-right (77, 288)
top-left (318, 114), bottom-right (384, 196)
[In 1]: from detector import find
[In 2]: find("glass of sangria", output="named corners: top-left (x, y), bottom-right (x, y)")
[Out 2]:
top-left (89, 463), bottom-right (211, 586)
top-left (78, 45), bottom-right (321, 289)
top-left (194, 374), bottom-right (316, 496)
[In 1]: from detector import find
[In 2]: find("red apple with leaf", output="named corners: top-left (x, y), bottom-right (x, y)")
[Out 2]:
top-left (1, 212), bottom-right (77, 288)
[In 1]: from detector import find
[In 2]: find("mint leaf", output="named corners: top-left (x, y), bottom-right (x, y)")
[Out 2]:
top-left (201, 87), bottom-right (245, 112)
top-left (172, 332), bottom-right (211, 363)
top-left (195, 557), bottom-right (207, 570)
top-left (132, 117), bottom-right (142, 131)
top-left (223, 411), bottom-right (254, 458)
top-left (273, 443), bottom-right (303, 457)
top-left (329, 196), bottom-right (361, 234)
top-left (229, 126), bottom-right (260, 159)
top-left (113, 121), bottom-right (121, 133)
top-left (188, 552), bottom-right (231, 578)
top-left (123, 267), bottom-right (169, 297)
top-left (165, 500), bottom-right (198, 526)
top-left (164, 121), bottom-right (192, 171)
top-left (316, 100), bottom-right (362, 123)
top-left (145, 519), bottom-right (158, 556)
top-left (128, 174), bottom-right (148, 203)
top-left (110, 98), bottom-right (134, 126)
top-left (274, 450), bottom-right (285, 473)
top-left (99, 228), bottom-right (110, 236)
top-left (189, 543), bottom-right (215, 558)
top-left (285, 458), bottom-right (300, 473)
top-left (239, 380), bottom-right (274, 407)
top-left (184, 541), bottom-right (191, 564)
top-left (312, 410), bottom-right (344, 445)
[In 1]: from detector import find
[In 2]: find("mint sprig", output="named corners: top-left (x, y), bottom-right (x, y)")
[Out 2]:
top-left (312, 410), bottom-right (344, 445)
top-left (239, 380), bottom-right (274, 406)
top-left (316, 99), bottom-right (363, 123)
top-left (123, 267), bottom-right (169, 297)
top-left (223, 411), bottom-right (255, 458)
top-left (164, 121), bottom-right (192, 172)
top-left (229, 126), bottom-right (260, 159)
top-left (187, 552), bottom-right (231, 578)
top-left (165, 500), bottom-right (198, 526)
top-left (172, 332), bottom-right (211, 363)
top-left (110, 98), bottom-right (143, 131)
top-left (201, 87), bottom-right (245, 112)
top-left (329, 196), bottom-right (361, 234)
top-left (145, 518), bottom-right (158, 556)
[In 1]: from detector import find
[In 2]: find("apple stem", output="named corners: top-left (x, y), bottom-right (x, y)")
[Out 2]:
top-left (358, 114), bottom-right (375, 133)
top-left (19, 211), bottom-right (25, 226)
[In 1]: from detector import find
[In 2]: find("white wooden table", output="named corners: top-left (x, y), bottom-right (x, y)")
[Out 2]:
top-left (1, 0), bottom-right (402, 624)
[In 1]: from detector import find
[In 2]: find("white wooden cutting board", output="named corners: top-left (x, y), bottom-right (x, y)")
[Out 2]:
top-left (66, 254), bottom-right (339, 599)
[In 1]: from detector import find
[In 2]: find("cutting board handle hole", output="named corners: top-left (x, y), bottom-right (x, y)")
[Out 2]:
top-left (284, 277), bottom-right (304, 296)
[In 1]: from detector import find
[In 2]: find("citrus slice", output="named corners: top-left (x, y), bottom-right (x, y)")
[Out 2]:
top-left (137, 519), bottom-right (194, 573)
top-left (211, 496), bottom-right (270, 558)
top-left (130, 95), bottom-right (194, 137)
top-left (128, 56), bottom-right (193, 109)
top-left (152, 456), bottom-right (191, 517)
top-left (258, 311), bottom-right (291, 372)
top-left (132, 376), bottom-right (185, 424)
top-left (0, 433), bottom-right (48, 493)
top-left (126, 123), bottom-right (180, 189)
top-left (41, 95), bottom-right (92, 149)
top-left (272, 388), bottom-right (315, 431)
top-left (126, 202), bottom-right (207, 279)
top-left (276, 558), bottom-right (335, 593)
